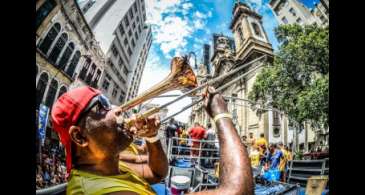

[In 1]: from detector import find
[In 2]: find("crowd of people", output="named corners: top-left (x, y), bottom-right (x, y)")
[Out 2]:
top-left (36, 138), bottom-right (67, 190)
top-left (242, 133), bottom-right (293, 182)
top-left (165, 119), bottom-right (295, 183)
top-left (165, 119), bottom-right (219, 167)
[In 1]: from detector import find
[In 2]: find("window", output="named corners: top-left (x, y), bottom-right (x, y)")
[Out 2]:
top-left (128, 47), bottom-right (132, 56)
top-left (118, 56), bottom-right (123, 68)
top-left (58, 42), bottom-right (74, 70)
top-left (128, 29), bottom-right (132, 37)
top-left (45, 79), bottom-right (58, 107)
top-left (79, 58), bottom-right (91, 80)
top-left (112, 87), bottom-right (118, 98)
top-left (143, 14), bottom-right (146, 21)
top-left (124, 37), bottom-right (128, 45)
top-left (124, 16), bottom-right (129, 27)
top-left (66, 51), bottom-right (80, 78)
top-left (57, 86), bottom-right (67, 99)
top-left (282, 17), bottom-right (288, 24)
top-left (289, 8), bottom-right (296, 16)
top-left (296, 17), bottom-right (302, 24)
top-left (134, 31), bottom-right (139, 41)
top-left (119, 92), bottom-right (125, 103)
top-left (132, 22), bottom-right (136, 30)
top-left (118, 23), bottom-right (125, 35)
top-left (123, 66), bottom-right (129, 75)
top-left (105, 73), bottom-right (112, 80)
top-left (138, 25), bottom-right (141, 33)
top-left (121, 77), bottom-right (126, 85)
top-left (36, 73), bottom-right (49, 107)
top-left (320, 15), bottom-right (327, 23)
top-left (134, 2), bottom-right (137, 12)
top-left (129, 8), bottom-right (134, 19)
top-left (85, 63), bottom-right (96, 84)
top-left (273, 127), bottom-right (280, 137)
top-left (131, 39), bottom-right (135, 48)
top-left (136, 16), bottom-right (139, 23)
top-left (237, 27), bottom-right (244, 44)
top-left (48, 33), bottom-right (68, 65)
top-left (36, 0), bottom-right (57, 30)
top-left (251, 22), bottom-right (262, 37)
top-left (111, 44), bottom-right (118, 57)
top-left (39, 23), bottom-right (61, 55)
top-left (102, 79), bottom-right (110, 91)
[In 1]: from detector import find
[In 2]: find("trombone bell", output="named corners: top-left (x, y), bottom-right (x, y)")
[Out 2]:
top-left (119, 56), bottom-right (197, 112)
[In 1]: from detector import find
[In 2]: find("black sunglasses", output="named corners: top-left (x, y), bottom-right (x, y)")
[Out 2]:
top-left (77, 94), bottom-right (112, 124)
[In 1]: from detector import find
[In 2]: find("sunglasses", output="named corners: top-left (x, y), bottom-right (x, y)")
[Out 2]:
top-left (77, 94), bottom-right (112, 124)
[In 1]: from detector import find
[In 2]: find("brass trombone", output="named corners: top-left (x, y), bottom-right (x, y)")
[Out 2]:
top-left (120, 54), bottom-right (268, 130)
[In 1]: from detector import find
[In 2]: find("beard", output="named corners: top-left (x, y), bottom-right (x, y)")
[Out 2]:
top-left (87, 119), bottom-right (134, 157)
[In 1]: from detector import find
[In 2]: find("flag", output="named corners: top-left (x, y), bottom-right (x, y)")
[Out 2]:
top-left (38, 104), bottom-right (50, 146)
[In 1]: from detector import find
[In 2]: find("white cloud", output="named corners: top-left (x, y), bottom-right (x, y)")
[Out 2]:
top-left (146, 0), bottom-right (196, 55)
top-left (193, 20), bottom-right (204, 29)
top-left (182, 2), bottom-right (193, 10)
top-left (154, 16), bottom-right (192, 55)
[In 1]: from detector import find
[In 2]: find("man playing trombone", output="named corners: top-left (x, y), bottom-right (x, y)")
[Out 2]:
top-left (50, 85), bottom-right (253, 195)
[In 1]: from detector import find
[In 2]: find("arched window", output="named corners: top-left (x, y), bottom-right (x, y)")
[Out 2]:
top-left (58, 42), bottom-right (75, 70)
top-left (36, 0), bottom-right (57, 30)
top-left (36, 73), bottom-right (49, 107)
top-left (57, 86), bottom-right (67, 98)
top-left (38, 23), bottom-right (61, 55)
top-left (85, 63), bottom-right (96, 84)
top-left (79, 57), bottom-right (91, 80)
top-left (66, 51), bottom-right (80, 78)
top-left (45, 79), bottom-right (58, 107)
top-left (251, 22), bottom-right (262, 37)
top-left (48, 33), bottom-right (68, 65)
top-left (237, 27), bottom-right (244, 44)
top-left (92, 69), bottom-right (101, 87)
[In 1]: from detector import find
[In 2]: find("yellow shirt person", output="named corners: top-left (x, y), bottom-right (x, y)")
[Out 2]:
top-left (67, 162), bottom-right (156, 195)
top-left (255, 134), bottom-right (268, 155)
top-left (249, 146), bottom-right (260, 168)
top-left (279, 148), bottom-right (289, 172)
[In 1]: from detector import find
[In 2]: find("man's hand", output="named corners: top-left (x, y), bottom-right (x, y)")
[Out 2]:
top-left (202, 86), bottom-right (229, 118)
top-left (128, 114), bottom-right (160, 138)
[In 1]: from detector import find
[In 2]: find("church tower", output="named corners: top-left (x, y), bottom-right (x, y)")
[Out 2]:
top-left (230, 1), bottom-right (274, 63)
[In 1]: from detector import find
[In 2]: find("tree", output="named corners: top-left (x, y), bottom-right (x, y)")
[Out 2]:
top-left (248, 24), bottom-right (329, 129)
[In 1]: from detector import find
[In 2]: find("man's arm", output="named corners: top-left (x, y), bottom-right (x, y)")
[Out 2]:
top-left (123, 115), bottom-right (169, 184)
top-left (187, 87), bottom-right (254, 195)
top-left (121, 140), bottom-right (168, 184)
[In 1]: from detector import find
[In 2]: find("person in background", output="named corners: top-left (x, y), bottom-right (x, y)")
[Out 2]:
top-left (255, 133), bottom-right (268, 156)
top-left (247, 132), bottom-right (255, 152)
top-left (249, 145), bottom-right (260, 168)
top-left (278, 142), bottom-right (289, 182)
top-left (165, 118), bottom-right (179, 153)
top-left (188, 122), bottom-right (207, 160)
top-left (203, 123), bottom-right (216, 168)
top-left (178, 127), bottom-right (189, 155)
top-left (270, 144), bottom-right (283, 170)
top-left (36, 171), bottom-right (44, 189)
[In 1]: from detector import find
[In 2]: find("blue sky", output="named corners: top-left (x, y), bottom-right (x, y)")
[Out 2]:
top-left (139, 0), bottom-right (318, 123)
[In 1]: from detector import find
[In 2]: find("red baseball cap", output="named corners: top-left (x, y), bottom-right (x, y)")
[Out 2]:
top-left (51, 86), bottom-right (101, 175)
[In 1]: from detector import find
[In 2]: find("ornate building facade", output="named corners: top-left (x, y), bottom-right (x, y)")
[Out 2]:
top-left (36, 0), bottom-right (106, 140)
top-left (190, 2), bottom-right (317, 151)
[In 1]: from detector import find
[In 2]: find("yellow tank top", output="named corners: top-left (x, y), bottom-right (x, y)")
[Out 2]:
top-left (250, 150), bottom-right (260, 167)
top-left (278, 149), bottom-right (288, 172)
top-left (67, 161), bottom-right (156, 195)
